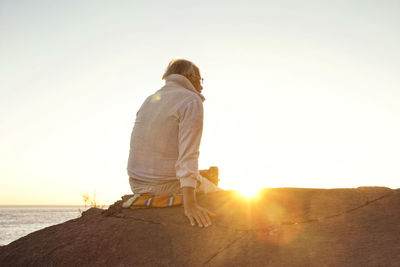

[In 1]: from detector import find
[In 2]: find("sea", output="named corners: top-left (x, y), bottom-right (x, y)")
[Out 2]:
top-left (0, 206), bottom-right (90, 246)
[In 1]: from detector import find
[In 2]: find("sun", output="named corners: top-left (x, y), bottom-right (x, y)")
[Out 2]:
top-left (219, 178), bottom-right (262, 199)
top-left (235, 186), bottom-right (261, 199)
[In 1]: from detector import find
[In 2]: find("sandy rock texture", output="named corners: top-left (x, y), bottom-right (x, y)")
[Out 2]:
top-left (0, 187), bottom-right (399, 266)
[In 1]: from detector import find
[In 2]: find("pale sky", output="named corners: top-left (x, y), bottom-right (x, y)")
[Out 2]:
top-left (1, 0), bottom-right (399, 205)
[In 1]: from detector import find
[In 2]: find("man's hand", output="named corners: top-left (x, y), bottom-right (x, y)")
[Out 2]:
top-left (183, 187), bottom-right (216, 227)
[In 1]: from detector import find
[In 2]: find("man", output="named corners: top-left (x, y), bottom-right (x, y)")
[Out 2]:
top-left (127, 59), bottom-right (220, 227)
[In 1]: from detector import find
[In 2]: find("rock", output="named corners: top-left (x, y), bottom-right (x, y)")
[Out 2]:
top-left (1, 188), bottom-right (399, 266)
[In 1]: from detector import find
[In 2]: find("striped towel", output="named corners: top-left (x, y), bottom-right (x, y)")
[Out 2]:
top-left (122, 193), bottom-right (184, 209)
top-left (122, 167), bottom-right (219, 209)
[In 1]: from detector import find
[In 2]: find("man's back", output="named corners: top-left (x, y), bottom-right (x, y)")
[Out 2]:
top-left (127, 74), bottom-right (205, 188)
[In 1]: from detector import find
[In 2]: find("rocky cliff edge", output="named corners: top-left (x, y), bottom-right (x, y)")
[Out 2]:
top-left (1, 187), bottom-right (399, 266)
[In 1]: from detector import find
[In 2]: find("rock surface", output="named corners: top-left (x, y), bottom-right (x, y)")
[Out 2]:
top-left (1, 187), bottom-right (399, 266)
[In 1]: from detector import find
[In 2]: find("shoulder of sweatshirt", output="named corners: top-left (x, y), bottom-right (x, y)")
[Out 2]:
top-left (158, 85), bottom-right (203, 107)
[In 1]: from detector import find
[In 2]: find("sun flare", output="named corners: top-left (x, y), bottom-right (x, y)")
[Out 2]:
top-left (235, 186), bottom-right (261, 199)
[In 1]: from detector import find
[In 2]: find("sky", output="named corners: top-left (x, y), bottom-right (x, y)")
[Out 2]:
top-left (1, 0), bottom-right (399, 205)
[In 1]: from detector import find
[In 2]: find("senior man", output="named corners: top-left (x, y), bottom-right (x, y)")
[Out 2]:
top-left (127, 59), bottom-right (220, 227)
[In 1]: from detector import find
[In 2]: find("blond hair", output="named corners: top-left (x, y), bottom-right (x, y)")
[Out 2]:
top-left (162, 59), bottom-right (200, 80)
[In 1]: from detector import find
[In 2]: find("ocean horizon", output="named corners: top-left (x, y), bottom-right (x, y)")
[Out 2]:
top-left (0, 206), bottom-right (97, 246)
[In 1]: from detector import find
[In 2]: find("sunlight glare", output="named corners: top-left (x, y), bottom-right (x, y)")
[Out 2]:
top-left (235, 186), bottom-right (261, 199)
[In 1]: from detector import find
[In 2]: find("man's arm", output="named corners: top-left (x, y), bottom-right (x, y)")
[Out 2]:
top-left (176, 98), bottom-right (216, 227)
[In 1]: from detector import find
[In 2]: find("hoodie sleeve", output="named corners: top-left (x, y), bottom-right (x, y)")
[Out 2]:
top-left (175, 97), bottom-right (204, 188)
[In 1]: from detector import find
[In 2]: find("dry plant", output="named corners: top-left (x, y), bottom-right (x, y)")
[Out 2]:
top-left (82, 192), bottom-right (90, 207)
top-left (79, 191), bottom-right (106, 215)
top-left (82, 191), bottom-right (101, 208)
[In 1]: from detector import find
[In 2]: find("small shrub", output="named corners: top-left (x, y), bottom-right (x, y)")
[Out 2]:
top-left (79, 191), bottom-right (106, 215)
